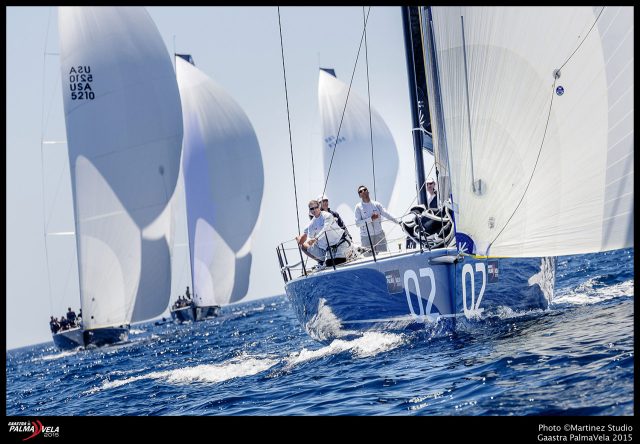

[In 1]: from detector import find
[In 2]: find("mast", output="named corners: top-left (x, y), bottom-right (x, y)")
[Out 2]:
top-left (402, 6), bottom-right (429, 206)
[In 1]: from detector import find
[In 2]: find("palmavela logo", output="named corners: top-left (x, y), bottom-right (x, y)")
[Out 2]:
top-left (8, 420), bottom-right (59, 440)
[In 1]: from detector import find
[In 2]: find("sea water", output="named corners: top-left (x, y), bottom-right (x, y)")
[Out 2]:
top-left (6, 248), bottom-right (633, 416)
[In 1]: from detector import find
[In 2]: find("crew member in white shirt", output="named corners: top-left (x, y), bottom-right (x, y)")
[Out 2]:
top-left (297, 199), bottom-right (347, 264)
top-left (354, 185), bottom-right (398, 255)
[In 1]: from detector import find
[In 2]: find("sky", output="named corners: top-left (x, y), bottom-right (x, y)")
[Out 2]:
top-left (6, 6), bottom-right (431, 349)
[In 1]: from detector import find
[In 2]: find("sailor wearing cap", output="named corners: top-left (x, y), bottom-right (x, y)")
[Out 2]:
top-left (317, 194), bottom-right (351, 240)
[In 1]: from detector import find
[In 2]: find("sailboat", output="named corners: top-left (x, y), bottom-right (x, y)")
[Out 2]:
top-left (52, 7), bottom-right (183, 349)
top-left (170, 54), bottom-right (264, 323)
top-left (318, 67), bottom-right (400, 228)
top-left (278, 6), bottom-right (633, 342)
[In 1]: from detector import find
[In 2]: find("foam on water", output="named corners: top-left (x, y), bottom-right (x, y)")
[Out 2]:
top-left (284, 331), bottom-right (406, 369)
top-left (40, 350), bottom-right (79, 361)
top-left (304, 298), bottom-right (358, 341)
top-left (91, 353), bottom-right (279, 392)
top-left (553, 279), bottom-right (634, 306)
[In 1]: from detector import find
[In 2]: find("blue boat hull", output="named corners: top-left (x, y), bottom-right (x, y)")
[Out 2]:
top-left (285, 248), bottom-right (555, 342)
top-left (195, 305), bottom-right (220, 321)
top-left (171, 306), bottom-right (196, 323)
top-left (171, 305), bottom-right (220, 323)
top-left (84, 326), bottom-right (129, 347)
top-left (52, 326), bottom-right (129, 350)
top-left (52, 327), bottom-right (84, 350)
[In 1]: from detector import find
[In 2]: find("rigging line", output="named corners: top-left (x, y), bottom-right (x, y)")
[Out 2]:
top-left (397, 173), bottom-right (431, 222)
top-left (488, 79), bottom-right (558, 252)
top-left (321, 6), bottom-right (372, 199)
top-left (44, 158), bottom-right (69, 234)
top-left (558, 7), bottom-right (605, 72)
top-left (40, 6), bottom-right (55, 315)
top-left (406, 129), bottom-right (439, 214)
top-left (460, 15), bottom-right (477, 192)
top-left (277, 7), bottom-right (302, 235)
top-left (362, 6), bottom-right (377, 202)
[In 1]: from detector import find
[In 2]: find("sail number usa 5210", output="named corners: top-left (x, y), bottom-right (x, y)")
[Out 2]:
top-left (68, 66), bottom-right (94, 100)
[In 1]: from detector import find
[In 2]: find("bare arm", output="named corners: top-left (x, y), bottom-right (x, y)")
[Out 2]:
top-left (296, 233), bottom-right (308, 245)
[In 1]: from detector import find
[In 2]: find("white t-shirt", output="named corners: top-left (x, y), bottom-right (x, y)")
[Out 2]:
top-left (304, 211), bottom-right (344, 249)
top-left (354, 200), bottom-right (397, 237)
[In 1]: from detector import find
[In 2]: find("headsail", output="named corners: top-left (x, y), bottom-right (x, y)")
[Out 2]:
top-left (318, 68), bottom-right (399, 229)
top-left (58, 7), bottom-right (183, 329)
top-left (175, 56), bottom-right (264, 307)
top-left (426, 7), bottom-right (633, 256)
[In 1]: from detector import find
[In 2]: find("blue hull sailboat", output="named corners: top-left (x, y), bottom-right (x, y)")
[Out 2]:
top-left (169, 54), bottom-right (264, 323)
top-left (279, 6), bottom-right (633, 342)
top-left (52, 7), bottom-right (183, 349)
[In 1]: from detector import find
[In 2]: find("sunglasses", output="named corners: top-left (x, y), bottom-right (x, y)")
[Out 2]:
top-left (358, 188), bottom-right (368, 194)
top-left (309, 206), bottom-right (319, 211)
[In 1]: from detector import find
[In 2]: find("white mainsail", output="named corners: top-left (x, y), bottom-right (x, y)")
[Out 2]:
top-left (318, 68), bottom-right (399, 229)
top-left (58, 7), bottom-right (183, 330)
top-left (175, 56), bottom-right (264, 307)
top-left (427, 6), bottom-right (633, 256)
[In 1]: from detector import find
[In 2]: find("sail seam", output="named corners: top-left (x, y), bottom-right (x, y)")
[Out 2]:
top-left (460, 15), bottom-right (477, 192)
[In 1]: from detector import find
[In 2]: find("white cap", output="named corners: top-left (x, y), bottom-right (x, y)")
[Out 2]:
top-left (426, 177), bottom-right (436, 184)
top-left (317, 194), bottom-right (329, 202)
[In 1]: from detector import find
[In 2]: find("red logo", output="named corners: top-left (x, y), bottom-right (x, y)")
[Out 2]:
top-left (22, 420), bottom-right (42, 441)
top-left (8, 420), bottom-right (58, 441)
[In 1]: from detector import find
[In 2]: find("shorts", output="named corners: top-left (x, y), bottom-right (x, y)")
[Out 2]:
top-left (360, 231), bottom-right (388, 254)
top-left (307, 239), bottom-right (350, 261)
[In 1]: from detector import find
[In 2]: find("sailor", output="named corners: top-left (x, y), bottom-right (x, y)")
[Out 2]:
top-left (66, 307), bottom-right (77, 325)
top-left (317, 194), bottom-right (351, 241)
top-left (49, 316), bottom-right (60, 334)
top-left (296, 199), bottom-right (348, 266)
top-left (354, 185), bottom-right (399, 255)
top-left (185, 286), bottom-right (191, 300)
top-left (426, 177), bottom-right (438, 209)
top-left (59, 315), bottom-right (69, 331)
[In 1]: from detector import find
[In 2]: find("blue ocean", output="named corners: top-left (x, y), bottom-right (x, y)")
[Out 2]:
top-left (6, 248), bottom-right (633, 417)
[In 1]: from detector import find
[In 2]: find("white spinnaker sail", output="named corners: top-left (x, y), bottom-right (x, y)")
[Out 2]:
top-left (428, 6), bottom-right (633, 257)
top-left (175, 56), bottom-right (264, 307)
top-left (318, 68), bottom-right (399, 230)
top-left (58, 7), bottom-right (183, 329)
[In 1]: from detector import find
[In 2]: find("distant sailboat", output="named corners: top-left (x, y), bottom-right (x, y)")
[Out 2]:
top-left (318, 68), bottom-right (399, 228)
top-left (279, 6), bottom-right (633, 342)
top-left (170, 54), bottom-right (264, 323)
top-left (52, 6), bottom-right (183, 349)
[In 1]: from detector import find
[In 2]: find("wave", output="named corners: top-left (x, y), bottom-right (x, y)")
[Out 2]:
top-left (284, 331), bottom-right (406, 369)
top-left (552, 279), bottom-right (634, 306)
